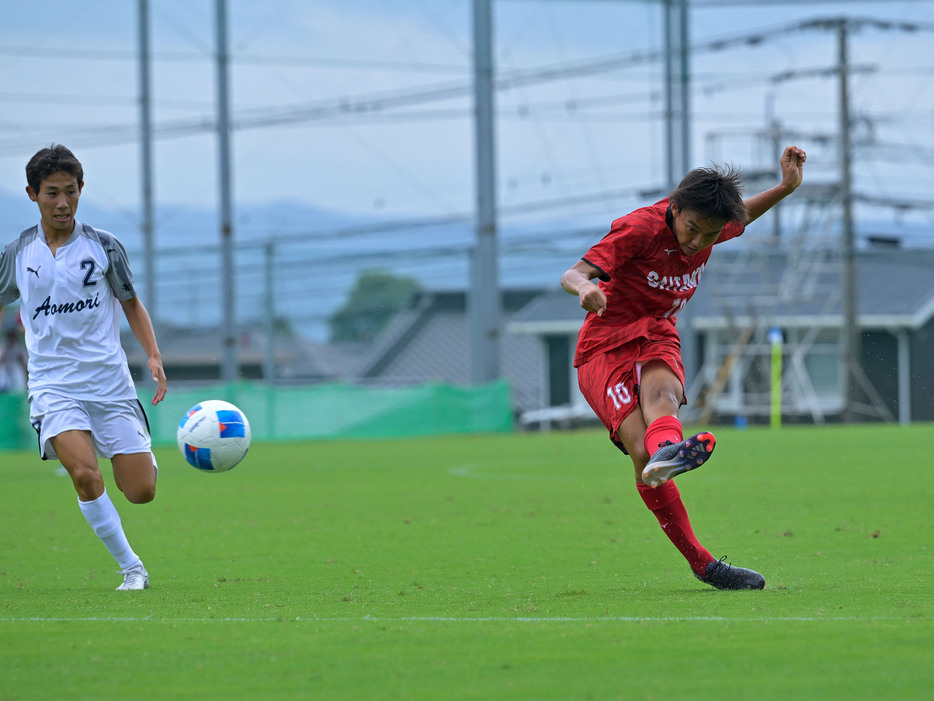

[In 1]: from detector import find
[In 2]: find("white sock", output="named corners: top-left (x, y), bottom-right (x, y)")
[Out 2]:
top-left (78, 489), bottom-right (142, 572)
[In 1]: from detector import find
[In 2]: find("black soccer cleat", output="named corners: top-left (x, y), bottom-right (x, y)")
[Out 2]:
top-left (695, 556), bottom-right (766, 590)
top-left (641, 431), bottom-right (716, 488)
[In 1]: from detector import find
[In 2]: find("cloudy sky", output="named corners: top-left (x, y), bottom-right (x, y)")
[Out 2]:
top-left (2, 1), bottom-right (933, 222)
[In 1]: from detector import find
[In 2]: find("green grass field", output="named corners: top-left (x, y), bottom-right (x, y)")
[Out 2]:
top-left (1, 424), bottom-right (931, 700)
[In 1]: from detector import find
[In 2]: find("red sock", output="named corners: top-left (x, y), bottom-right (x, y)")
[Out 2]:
top-left (643, 416), bottom-right (683, 458)
top-left (637, 481), bottom-right (713, 575)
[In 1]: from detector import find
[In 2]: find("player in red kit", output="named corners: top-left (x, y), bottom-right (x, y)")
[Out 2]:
top-left (561, 145), bottom-right (806, 590)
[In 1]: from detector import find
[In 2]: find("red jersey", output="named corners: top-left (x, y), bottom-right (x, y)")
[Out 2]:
top-left (573, 199), bottom-right (744, 367)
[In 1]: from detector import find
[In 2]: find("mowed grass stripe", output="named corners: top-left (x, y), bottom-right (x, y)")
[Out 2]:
top-left (3, 614), bottom-right (926, 622)
top-left (1, 424), bottom-right (931, 700)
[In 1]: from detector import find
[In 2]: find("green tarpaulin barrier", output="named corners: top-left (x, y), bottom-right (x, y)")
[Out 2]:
top-left (0, 393), bottom-right (32, 452)
top-left (0, 380), bottom-right (513, 452)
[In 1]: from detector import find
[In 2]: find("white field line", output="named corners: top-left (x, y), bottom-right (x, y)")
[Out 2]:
top-left (0, 615), bottom-right (925, 623)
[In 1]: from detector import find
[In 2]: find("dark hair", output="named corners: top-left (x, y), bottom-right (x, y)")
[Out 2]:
top-left (669, 163), bottom-right (746, 224)
top-left (26, 144), bottom-right (84, 193)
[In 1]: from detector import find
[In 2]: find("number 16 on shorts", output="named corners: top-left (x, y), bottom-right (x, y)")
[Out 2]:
top-left (606, 382), bottom-right (632, 410)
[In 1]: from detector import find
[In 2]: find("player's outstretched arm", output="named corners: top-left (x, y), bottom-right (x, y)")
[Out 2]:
top-left (561, 260), bottom-right (607, 317)
top-left (120, 296), bottom-right (167, 405)
top-left (743, 145), bottom-right (807, 224)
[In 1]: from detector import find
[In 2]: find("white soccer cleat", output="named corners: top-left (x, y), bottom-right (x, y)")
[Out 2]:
top-left (116, 564), bottom-right (149, 591)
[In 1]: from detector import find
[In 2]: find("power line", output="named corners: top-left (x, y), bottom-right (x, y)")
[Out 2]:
top-left (1, 14), bottom-right (931, 155)
top-left (138, 176), bottom-right (934, 263)
top-left (0, 44), bottom-right (469, 74)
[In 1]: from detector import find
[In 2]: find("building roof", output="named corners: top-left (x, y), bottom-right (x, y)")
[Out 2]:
top-left (122, 324), bottom-right (363, 381)
top-left (349, 289), bottom-right (545, 412)
top-left (691, 247), bottom-right (934, 330)
top-left (508, 247), bottom-right (934, 335)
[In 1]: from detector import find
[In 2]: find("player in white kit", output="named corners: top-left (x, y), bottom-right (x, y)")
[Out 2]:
top-left (0, 145), bottom-right (167, 591)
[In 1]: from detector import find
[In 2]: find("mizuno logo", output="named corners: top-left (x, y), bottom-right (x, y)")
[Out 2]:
top-left (664, 249), bottom-right (677, 255)
top-left (27, 266), bottom-right (41, 278)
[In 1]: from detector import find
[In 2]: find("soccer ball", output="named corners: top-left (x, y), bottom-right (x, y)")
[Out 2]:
top-left (177, 400), bottom-right (251, 473)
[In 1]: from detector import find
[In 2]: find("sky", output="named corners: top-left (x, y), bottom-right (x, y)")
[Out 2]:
top-left (2, 1), bottom-right (933, 215)
top-left (2, 0), bottom-right (933, 337)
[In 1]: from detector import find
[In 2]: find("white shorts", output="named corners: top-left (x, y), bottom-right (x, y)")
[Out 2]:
top-left (29, 391), bottom-right (153, 461)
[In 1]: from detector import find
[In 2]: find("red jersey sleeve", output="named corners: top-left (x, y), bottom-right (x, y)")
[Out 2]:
top-left (580, 215), bottom-right (652, 282)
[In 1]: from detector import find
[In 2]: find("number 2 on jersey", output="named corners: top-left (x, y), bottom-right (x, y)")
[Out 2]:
top-left (80, 259), bottom-right (97, 287)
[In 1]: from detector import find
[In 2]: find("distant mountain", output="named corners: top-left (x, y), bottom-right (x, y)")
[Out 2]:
top-left (0, 188), bottom-right (37, 234)
top-left (0, 187), bottom-right (364, 252)
top-left (2, 187), bottom-right (930, 342)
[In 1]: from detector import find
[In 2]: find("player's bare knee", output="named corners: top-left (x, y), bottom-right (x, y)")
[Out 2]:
top-left (68, 463), bottom-right (104, 498)
top-left (629, 443), bottom-right (650, 469)
top-left (115, 471), bottom-right (156, 503)
top-left (115, 472), bottom-right (155, 503)
top-left (126, 485), bottom-right (156, 504)
top-left (643, 387), bottom-right (681, 414)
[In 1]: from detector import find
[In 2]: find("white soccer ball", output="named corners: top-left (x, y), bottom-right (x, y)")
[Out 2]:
top-left (177, 400), bottom-right (251, 473)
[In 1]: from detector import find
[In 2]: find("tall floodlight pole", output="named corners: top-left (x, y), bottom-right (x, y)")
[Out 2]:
top-left (137, 0), bottom-right (155, 324)
top-left (216, 0), bottom-right (238, 382)
top-left (664, 0), bottom-right (699, 405)
top-left (470, 0), bottom-right (501, 384)
top-left (837, 18), bottom-right (859, 422)
top-left (663, 0), bottom-right (691, 186)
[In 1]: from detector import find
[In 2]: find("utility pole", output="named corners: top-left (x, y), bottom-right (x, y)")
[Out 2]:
top-left (765, 92), bottom-right (783, 241)
top-left (837, 18), bottom-right (859, 422)
top-left (216, 0), bottom-right (238, 382)
top-left (664, 0), bottom-right (691, 186)
top-left (469, 0), bottom-right (501, 384)
top-left (137, 0), bottom-right (155, 323)
top-left (663, 0), bottom-right (701, 401)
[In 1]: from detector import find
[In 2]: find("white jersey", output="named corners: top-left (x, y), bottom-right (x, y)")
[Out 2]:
top-left (0, 220), bottom-right (138, 401)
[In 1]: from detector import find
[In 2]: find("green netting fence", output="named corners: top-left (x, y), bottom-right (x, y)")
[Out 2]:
top-left (0, 380), bottom-right (514, 452)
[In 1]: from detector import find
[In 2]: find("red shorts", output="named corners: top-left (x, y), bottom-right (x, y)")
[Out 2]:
top-left (576, 335), bottom-right (686, 452)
